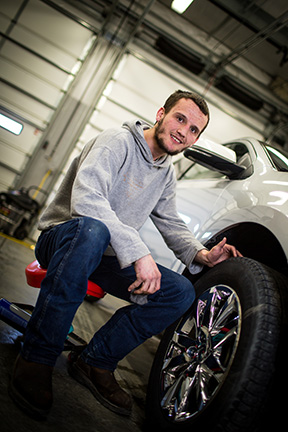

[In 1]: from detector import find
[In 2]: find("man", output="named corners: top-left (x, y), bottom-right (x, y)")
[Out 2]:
top-left (9, 90), bottom-right (242, 419)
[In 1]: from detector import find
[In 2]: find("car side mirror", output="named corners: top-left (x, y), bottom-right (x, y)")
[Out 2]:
top-left (184, 146), bottom-right (246, 179)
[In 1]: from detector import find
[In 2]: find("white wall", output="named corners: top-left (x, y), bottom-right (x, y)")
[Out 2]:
top-left (0, 0), bottom-right (93, 190)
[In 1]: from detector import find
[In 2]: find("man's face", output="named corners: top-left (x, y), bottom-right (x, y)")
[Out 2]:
top-left (154, 98), bottom-right (208, 156)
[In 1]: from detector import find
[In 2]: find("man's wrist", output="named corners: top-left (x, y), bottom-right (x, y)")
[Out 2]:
top-left (195, 249), bottom-right (211, 266)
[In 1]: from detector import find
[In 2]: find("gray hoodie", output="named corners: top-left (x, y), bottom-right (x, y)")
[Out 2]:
top-left (38, 119), bottom-right (204, 272)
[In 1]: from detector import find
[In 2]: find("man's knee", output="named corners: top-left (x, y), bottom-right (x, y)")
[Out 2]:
top-left (80, 217), bottom-right (111, 250)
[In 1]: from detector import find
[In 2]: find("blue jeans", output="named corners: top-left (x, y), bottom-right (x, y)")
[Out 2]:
top-left (21, 217), bottom-right (195, 370)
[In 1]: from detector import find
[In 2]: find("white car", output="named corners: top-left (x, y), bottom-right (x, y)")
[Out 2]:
top-left (143, 138), bottom-right (288, 432)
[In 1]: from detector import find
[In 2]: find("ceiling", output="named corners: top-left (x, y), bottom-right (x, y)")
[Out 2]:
top-left (159, 0), bottom-right (288, 81)
top-left (44, 0), bottom-right (288, 144)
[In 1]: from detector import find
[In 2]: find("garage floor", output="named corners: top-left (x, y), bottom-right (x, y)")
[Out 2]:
top-left (0, 234), bottom-right (159, 432)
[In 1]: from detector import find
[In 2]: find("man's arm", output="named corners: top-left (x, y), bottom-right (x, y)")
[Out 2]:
top-left (128, 239), bottom-right (242, 296)
top-left (149, 173), bottom-right (206, 274)
top-left (195, 237), bottom-right (242, 267)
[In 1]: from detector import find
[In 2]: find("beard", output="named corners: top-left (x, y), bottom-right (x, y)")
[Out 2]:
top-left (154, 119), bottom-right (184, 156)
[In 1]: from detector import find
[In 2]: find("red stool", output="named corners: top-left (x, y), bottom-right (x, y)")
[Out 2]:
top-left (25, 260), bottom-right (106, 300)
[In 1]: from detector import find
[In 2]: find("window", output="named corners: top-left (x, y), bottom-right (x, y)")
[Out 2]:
top-left (175, 157), bottom-right (225, 180)
top-left (0, 113), bottom-right (23, 135)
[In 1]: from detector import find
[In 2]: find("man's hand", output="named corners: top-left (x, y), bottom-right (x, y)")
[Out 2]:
top-left (128, 254), bottom-right (161, 296)
top-left (195, 237), bottom-right (242, 268)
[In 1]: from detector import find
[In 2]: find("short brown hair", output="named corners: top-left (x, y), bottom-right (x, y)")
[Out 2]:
top-left (163, 90), bottom-right (210, 135)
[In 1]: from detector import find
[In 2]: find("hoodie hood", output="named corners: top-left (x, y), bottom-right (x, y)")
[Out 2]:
top-left (122, 119), bottom-right (171, 168)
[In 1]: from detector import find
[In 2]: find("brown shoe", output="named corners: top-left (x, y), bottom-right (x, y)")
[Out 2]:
top-left (68, 357), bottom-right (132, 416)
top-left (9, 354), bottom-right (53, 420)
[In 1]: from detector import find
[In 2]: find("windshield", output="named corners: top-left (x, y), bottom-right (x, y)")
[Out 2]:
top-left (265, 145), bottom-right (288, 172)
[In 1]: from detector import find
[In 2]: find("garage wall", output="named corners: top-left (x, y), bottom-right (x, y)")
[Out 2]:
top-left (0, 0), bottom-right (94, 190)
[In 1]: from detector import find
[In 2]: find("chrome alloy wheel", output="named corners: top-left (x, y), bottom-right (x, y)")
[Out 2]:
top-left (160, 285), bottom-right (242, 422)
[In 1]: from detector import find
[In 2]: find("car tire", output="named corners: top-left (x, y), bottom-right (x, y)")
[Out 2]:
top-left (146, 257), bottom-right (287, 432)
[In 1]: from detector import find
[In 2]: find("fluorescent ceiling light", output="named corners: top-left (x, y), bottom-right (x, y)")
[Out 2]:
top-left (171, 0), bottom-right (194, 14)
top-left (0, 113), bottom-right (23, 135)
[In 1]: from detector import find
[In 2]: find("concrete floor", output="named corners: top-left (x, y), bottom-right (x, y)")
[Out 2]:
top-left (0, 235), bottom-right (159, 432)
